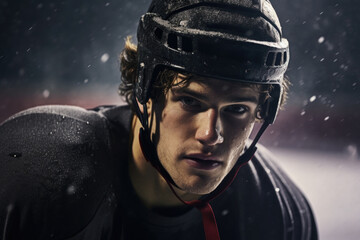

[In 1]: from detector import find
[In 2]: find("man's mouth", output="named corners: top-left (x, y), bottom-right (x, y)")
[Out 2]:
top-left (184, 155), bottom-right (222, 170)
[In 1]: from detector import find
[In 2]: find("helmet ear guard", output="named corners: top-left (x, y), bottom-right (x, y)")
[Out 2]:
top-left (261, 83), bottom-right (283, 123)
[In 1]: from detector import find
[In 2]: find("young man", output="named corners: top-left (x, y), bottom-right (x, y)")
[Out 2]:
top-left (0, 0), bottom-right (317, 239)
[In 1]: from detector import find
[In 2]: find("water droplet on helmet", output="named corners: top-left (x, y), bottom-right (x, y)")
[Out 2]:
top-left (9, 152), bottom-right (22, 158)
top-left (179, 20), bottom-right (188, 27)
top-left (67, 185), bottom-right (76, 195)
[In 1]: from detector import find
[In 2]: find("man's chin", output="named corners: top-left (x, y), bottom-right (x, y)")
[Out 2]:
top-left (176, 179), bottom-right (221, 197)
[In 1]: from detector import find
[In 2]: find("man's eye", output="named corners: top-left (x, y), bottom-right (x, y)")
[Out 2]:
top-left (180, 97), bottom-right (201, 108)
top-left (224, 105), bottom-right (248, 114)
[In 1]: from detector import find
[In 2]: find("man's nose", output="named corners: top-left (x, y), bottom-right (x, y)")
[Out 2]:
top-left (195, 108), bottom-right (224, 146)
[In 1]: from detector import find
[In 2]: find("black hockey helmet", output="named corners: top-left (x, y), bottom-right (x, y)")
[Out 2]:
top-left (135, 0), bottom-right (289, 124)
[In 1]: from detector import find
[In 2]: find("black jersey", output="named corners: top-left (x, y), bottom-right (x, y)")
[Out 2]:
top-left (0, 105), bottom-right (317, 240)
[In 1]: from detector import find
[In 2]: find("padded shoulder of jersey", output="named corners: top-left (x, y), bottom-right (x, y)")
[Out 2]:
top-left (0, 105), bottom-right (115, 239)
top-left (252, 143), bottom-right (318, 239)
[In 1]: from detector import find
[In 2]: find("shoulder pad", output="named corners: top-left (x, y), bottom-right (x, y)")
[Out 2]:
top-left (251, 144), bottom-right (318, 239)
top-left (0, 105), bottom-right (115, 238)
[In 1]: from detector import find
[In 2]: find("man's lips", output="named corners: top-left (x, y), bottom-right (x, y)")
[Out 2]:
top-left (185, 153), bottom-right (222, 161)
top-left (183, 154), bottom-right (222, 170)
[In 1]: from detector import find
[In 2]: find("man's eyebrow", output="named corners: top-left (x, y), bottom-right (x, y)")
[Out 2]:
top-left (173, 88), bottom-right (259, 103)
top-left (173, 88), bottom-right (208, 101)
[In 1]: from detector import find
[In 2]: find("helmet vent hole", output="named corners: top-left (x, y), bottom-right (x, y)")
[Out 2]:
top-left (283, 51), bottom-right (287, 64)
top-left (266, 52), bottom-right (275, 66)
top-left (154, 27), bottom-right (163, 41)
top-left (167, 33), bottom-right (178, 50)
top-left (181, 36), bottom-right (193, 52)
top-left (275, 52), bottom-right (282, 66)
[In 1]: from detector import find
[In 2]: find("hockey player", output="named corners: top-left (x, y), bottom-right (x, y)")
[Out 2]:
top-left (0, 0), bottom-right (317, 239)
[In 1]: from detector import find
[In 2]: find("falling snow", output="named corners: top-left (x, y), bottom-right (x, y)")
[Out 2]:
top-left (318, 36), bottom-right (325, 44)
top-left (346, 145), bottom-right (358, 160)
top-left (101, 53), bottom-right (110, 63)
top-left (42, 89), bottom-right (50, 98)
top-left (309, 96), bottom-right (317, 102)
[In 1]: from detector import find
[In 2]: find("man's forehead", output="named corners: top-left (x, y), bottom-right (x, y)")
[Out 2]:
top-left (174, 74), bottom-right (259, 93)
top-left (172, 75), bottom-right (261, 103)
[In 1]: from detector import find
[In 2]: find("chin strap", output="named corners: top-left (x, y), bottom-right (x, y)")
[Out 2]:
top-left (134, 94), bottom-right (270, 240)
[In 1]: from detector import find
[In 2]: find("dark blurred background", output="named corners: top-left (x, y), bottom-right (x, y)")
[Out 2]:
top-left (1, 0), bottom-right (359, 152)
top-left (1, 1), bottom-right (360, 239)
